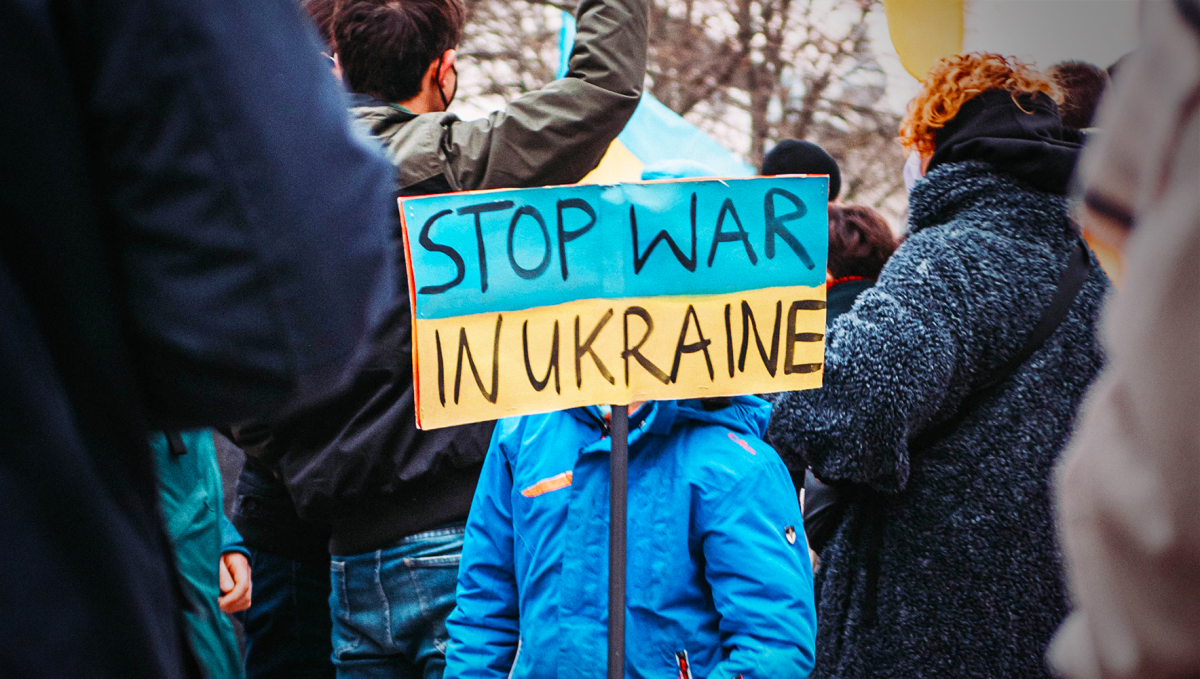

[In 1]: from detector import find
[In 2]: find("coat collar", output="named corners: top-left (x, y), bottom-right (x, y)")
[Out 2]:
top-left (570, 401), bottom-right (677, 456)
top-left (348, 93), bottom-right (416, 130)
top-left (827, 276), bottom-right (874, 290)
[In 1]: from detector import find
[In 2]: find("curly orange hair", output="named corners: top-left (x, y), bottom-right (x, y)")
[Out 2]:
top-left (899, 53), bottom-right (1062, 155)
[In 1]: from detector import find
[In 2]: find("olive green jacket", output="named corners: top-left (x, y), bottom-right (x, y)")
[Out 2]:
top-left (351, 0), bottom-right (647, 194)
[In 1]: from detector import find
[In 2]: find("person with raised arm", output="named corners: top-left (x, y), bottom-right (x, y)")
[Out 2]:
top-left (230, 0), bottom-right (649, 676)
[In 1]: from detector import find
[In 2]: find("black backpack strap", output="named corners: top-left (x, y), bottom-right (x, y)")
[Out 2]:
top-left (165, 430), bottom-right (188, 457)
top-left (912, 237), bottom-right (1091, 451)
top-left (974, 237), bottom-right (1091, 395)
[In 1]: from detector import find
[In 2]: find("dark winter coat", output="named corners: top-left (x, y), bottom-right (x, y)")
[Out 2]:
top-left (0, 0), bottom-right (396, 675)
top-left (768, 160), bottom-right (1109, 678)
top-left (801, 277), bottom-right (877, 552)
top-left (232, 0), bottom-right (648, 557)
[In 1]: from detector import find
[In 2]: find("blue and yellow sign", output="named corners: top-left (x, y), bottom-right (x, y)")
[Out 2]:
top-left (400, 177), bottom-right (829, 429)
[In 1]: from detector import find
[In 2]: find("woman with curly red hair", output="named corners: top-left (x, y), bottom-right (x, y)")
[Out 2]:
top-left (769, 53), bottom-right (1110, 678)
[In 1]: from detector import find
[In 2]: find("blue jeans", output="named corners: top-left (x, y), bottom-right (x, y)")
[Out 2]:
top-left (329, 524), bottom-right (464, 679)
top-left (237, 548), bottom-right (335, 679)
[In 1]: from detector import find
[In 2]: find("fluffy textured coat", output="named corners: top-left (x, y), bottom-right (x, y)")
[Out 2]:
top-left (768, 160), bottom-right (1108, 678)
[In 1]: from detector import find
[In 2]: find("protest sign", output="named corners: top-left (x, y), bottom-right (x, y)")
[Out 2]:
top-left (400, 176), bottom-right (829, 430)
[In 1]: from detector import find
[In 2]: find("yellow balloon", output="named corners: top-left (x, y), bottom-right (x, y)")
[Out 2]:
top-left (883, 0), bottom-right (965, 81)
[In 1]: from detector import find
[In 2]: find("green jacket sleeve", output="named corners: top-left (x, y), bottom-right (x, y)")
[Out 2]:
top-left (441, 0), bottom-right (647, 191)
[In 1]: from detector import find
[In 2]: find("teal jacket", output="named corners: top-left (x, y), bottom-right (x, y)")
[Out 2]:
top-left (445, 397), bottom-right (817, 679)
top-left (153, 430), bottom-right (244, 679)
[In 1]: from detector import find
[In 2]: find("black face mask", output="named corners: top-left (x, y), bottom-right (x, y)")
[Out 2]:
top-left (435, 54), bottom-right (458, 110)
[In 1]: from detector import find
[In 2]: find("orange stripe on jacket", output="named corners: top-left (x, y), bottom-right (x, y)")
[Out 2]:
top-left (521, 471), bottom-right (573, 498)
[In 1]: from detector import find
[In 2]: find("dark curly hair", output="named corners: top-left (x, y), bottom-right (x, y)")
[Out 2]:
top-left (333, 0), bottom-right (465, 103)
top-left (900, 53), bottom-right (1061, 155)
top-left (301, 0), bottom-right (337, 48)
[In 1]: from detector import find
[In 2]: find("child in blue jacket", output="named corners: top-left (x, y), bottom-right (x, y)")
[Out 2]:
top-left (444, 396), bottom-right (817, 679)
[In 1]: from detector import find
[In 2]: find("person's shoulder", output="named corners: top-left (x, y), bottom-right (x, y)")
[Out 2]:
top-left (915, 162), bottom-right (1069, 237)
top-left (368, 111), bottom-right (444, 151)
top-left (674, 421), bottom-right (787, 493)
top-left (356, 110), bottom-right (448, 186)
top-left (676, 426), bottom-right (798, 524)
top-left (348, 103), bottom-right (393, 127)
top-left (891, 196), bottom-right (1066, 283)
top-left (495, 409), bottom-right (572, 436)
top-left (870, 227), bottom-right (976, 291)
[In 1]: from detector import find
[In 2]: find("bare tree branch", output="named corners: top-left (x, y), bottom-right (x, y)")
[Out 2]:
top-left (458, 0), bottom-right (910, 226)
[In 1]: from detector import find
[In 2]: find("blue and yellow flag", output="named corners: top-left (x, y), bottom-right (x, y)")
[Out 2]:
top-left (558, 12), bottom-right (755, 183)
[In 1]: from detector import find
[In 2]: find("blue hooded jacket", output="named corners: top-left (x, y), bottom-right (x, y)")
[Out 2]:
top-left (445, 396), bottom-right (817, 679)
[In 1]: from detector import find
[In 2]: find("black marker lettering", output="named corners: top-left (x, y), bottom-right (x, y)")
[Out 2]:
top-left (739, 300), bottom-right (781, 377)
top-left (522, 319), bottom-right (561, 394)
top-left (724, 303), bottom-right (735, 378)
top-left (669, 304), bottom-right (714, 383)
top-left (784, 300), bottom-right (824, 375)
top-left (457, 200), bottom-right (515, 292)
top-left (707, 198), bottom-right (758, 266)
top-left (507, 206), bottom-right (551, 280)
top-left (435, 329), bottom-right (446, 406)
top-left (454, 315), bottom-right (503, 404)
top-left (574, 309), bottom-right (615, 388)
top-left (622, 307), bottom-right (669, 386)
top-left (418, 210), bottom-right (465, 295)
top-left (764, 188), bottom-right (815, 270)
top-left (630, 193), bottom-right (697, 274)
top-left (557, 198), bottom-right (597, 281)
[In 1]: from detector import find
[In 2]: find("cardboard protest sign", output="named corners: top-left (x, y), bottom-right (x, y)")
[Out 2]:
top-left (400, 177), bottom-right (829, 430)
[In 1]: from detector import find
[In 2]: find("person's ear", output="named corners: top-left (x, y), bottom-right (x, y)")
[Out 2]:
top-left (329, 53), bottom-right (343, 81)
top-left (437, 49), bottom-right (457, 88)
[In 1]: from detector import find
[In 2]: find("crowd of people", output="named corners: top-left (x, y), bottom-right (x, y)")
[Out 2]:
top-left (3, 0), bottom-right (1199, 678)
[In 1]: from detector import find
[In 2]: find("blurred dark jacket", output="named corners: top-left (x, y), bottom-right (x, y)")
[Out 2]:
top-left (232, 456), bottom-right (332, 564)
top-left (233, 0), bottom-right (648, 557)
top-left (0, 0), bottom-right (397, 675)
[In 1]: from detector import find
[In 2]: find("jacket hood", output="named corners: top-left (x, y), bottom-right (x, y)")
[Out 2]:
top-left (928, 89), bottom-right (1083, 196)
top-left (567, 395), bottom-right (771, 449)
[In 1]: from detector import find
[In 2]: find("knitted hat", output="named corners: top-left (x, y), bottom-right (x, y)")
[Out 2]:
top-left (761, 140), bottom-right (841, 200)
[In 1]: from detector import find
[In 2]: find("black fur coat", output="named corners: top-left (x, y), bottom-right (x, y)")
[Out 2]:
top-left (769, 160), bottom-right (1109, 678)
